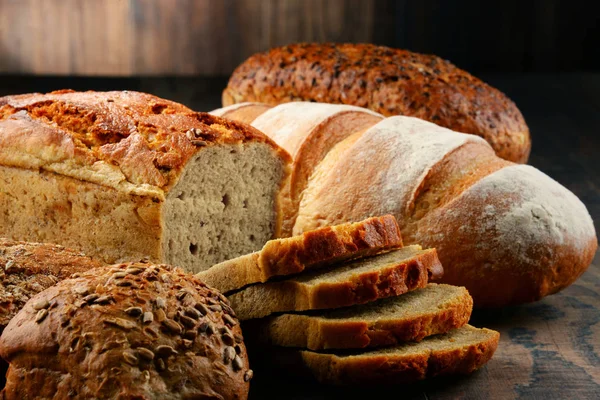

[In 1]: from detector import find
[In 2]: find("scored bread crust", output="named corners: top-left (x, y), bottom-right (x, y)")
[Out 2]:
top-left (223, 43), bottom-right (531, 163)
top-left (296, 116), bottom-right (598, 307)
top-left (0, 90), bottom-right (291, 197)
top-left (244, 284), bottom-right (473, 350)
top-left (227, 246), bottom-right (443, 320)
top-left (211, 102), bottom-right (273, 124)
top-left (268, 325), bottom-right (499, 385)
top-left (198, 215), bottom-right (404, 293)
top-left (0, 262), bottom-right (251, 400)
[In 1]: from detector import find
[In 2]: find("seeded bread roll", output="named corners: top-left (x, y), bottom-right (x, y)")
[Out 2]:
top-left (0, 262), bottom-right (251, 400)
top-left (0, 90), bottom-right (291, 273)
top-left (223, 43), bottom-right (531, 163)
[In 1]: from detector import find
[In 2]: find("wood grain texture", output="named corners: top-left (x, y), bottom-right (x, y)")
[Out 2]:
top-left (0, 0), bottom-right (598, 75)
top-left (0, 73), bottom-right (598, 397)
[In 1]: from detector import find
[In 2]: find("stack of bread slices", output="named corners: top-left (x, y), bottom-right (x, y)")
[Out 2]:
top-left (197, 215), bottom-right (499, 385)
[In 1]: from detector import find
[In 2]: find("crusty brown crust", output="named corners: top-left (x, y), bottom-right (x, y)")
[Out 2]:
top-left (223, 43), bottom-right (531, 163)
top-left (0, 90), bottom-right (291, 196)
top-left (199, 215), bottom-right (404, 293)
top-left (266, 325), bottom-right (499, 385)
top-left (0, 262), bottom-right (251, 400)
top-left (0, 238), bottom-right (105, 331)
top-left (244, 284), bottom-right (473, 350)
top-left (228, 247), bottom-right (442, 320)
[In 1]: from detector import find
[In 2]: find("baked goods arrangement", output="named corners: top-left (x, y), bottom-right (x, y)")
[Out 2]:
top-left (211, 101), bottom-right (597, 308)
top-left (0, 90), bottom-right (291, 273)
top-left (209, 216), bottom-right (498, 385)
top-left (0, 262), bottom-right (251, 399)
top-left (222, 43), bottom-right (531, 163)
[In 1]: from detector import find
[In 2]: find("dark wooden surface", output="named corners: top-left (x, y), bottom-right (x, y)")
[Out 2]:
top-left (0, 73), bottom-right (598, 399)
top-left (0, 0), bottom-right (598, 75)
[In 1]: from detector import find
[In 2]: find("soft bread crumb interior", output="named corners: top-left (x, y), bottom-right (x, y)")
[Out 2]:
top-left (163, 143), bottom-right (284, 273)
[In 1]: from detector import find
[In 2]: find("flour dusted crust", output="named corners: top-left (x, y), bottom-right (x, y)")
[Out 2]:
top-left (296, 116), bottom-right (597, 307)
top-left (0, 262), bottom-right (251, 399)
top-left (223, 43), bottom-right (531, 163)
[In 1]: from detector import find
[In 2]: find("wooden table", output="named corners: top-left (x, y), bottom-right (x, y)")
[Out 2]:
top-left (1, 73), bottom-right (599, 399)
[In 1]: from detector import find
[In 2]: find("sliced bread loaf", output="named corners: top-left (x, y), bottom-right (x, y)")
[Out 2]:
top-left (266, 325), bottom-right (499, 385)
top-left (197, 215), bottom-right (403, 293)
top-left (227, 245), bottom-right (443, 320)
top-left (245, 283), bottom-right (472, 350)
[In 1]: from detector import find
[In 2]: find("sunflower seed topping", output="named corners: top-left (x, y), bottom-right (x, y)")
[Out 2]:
top-left (208, 304), bottom-right (222, 312)
top-left (123, 350), bottom-right (138, 365)
top-left (194, 303), bottom-right (209, 316)
top-left (112, 272), bottom-right (128, 279)
top-left (222, 332), bottom-right (235, 346)
top-left (125, 307), bottom-right (143, 317)
top-left (155, 345), bottom-right (178, 357)
top-left (234, 333), bottom-right (244, 343)
top-left (244, 369), bottom-right (253, 382)
top-left (83, 294), bottom-right (99, 303)
top-left (184, 330), bottom-right (197, 340)
top-left (232, 355), bottom-right (244, 371)
top-left (137, 347), bottom-right (155, 361)
top-left (156, 358), bottom-right (166, 371)
top-left (222, 314), bottom-right (237, 327)
top-left (179, 314), bottom-right (196, 328)
top-left (35, 309), bottom-right (48, 323)
top-left (125, 267), bottom-right (143, 275)
top-left (94, 295), bottom-right (113, 305)
top-left (184, 307), bottom-right (201, 319)
top-left (142, 312), bottom-right (154, 324)
top-left (223, 346), bottom-right (236, 363)
top-left (104, 318), bottom-right (137, 330)
top-left (155, 297), bottom-right (166, 309)
top-left (32, 299), bottom-right (50, 310)
top-left (162, 319), bottom-right (182, 334)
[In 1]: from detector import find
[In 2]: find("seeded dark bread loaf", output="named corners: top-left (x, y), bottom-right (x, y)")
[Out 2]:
top-left (211, 102), bottom-right (383, 231)
top-left (0, 90), bottom-right (291, 273)
top-left (0, 238), bottom-right (105, 333)
top-left (198, 215), bottom-right (403, 293)
top-left (223, 43), bottom-right (531, 163)
top-left (245, 284), bottom-right (472, 350)
top-left (263, 325), bottom-right (499, 386)
top-left (228, 245), bottom-right (443, 320)
top-left (0, 262), bottom-right (251, 400)
top-left (295, 115), bottom-right (597, 307)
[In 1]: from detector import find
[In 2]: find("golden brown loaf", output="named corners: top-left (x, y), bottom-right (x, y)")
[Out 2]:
top-left (244, 284), bottom-right (472, 350)
top-left (264, 325), bottom-right (499, 385)
top-left (0, 262), bottom-right (251, 400)
top-left (222, 43), bottom-right (531, 163)
top-left (0, 90), bottom-right (292, 273)
top-left (228, 245), bottom-right (443, 320)
top-left (197, 215), bottom-right (403, 293)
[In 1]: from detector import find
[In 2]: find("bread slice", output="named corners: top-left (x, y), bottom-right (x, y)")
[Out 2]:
top-left (245, 284), bottom-right (472, 350)
top-left (266, 325), bottom-right (499, 385)
top-left (197, 215), bottom-right (403, 293)
top-left (228, 245), bottom-right (443, 320)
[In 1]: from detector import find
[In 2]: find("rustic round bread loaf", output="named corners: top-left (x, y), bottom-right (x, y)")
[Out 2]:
top-left (223, 43), bottom-right (531, 163)
top-left (0, 262), bottom-right (251, 399)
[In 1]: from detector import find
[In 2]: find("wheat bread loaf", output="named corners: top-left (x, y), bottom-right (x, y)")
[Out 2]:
top-left (295, 116), bottom-right (598, 307)
top-left (0, 90), bottom-right (291, 273)
top-left (197, 215), bottom-right (403, 293)
top-left (212, 102), bottom-right (383, 232)
top-left (244, 283), bottom-right (472, 350)
top-left (210, 102), bottom-right (273, 124)
top-left (223, 43), bottom-right (531, 163)
top-left (228, 245), bottom-right (443, 320)
top-left (264, 325), bottom-right (499, 385)
top-left (0, 262), bottom-right (251, 400)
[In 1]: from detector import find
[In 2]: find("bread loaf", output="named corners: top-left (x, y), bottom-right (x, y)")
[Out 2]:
top-left (263, 325), bottom-right (499, 385)
top-left (0, 262), bottom-right (251, 399)
top-left (198, 215), bottom-right (403, 293)
top-left (0, 90), bottom-right (291, 273)
top-left (213, 102), bottom-right (383, 232)
top-left (228, 245), bottom-right (443, 320)
top-left (222, 43), bottom-right (531, 163)
top-left (215, 102), bottom-right (596, 307)
top-left (245, 283), bottom-right (472, 350)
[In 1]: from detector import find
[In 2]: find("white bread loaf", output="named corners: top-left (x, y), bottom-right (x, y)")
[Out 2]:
top-left (0, 91), bottom-right (292, 273)
top-left (213, 103), bottom-right (597, 307)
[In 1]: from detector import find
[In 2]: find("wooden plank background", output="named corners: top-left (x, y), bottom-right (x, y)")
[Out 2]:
top-left (0, 0), bottom-right (598, 76)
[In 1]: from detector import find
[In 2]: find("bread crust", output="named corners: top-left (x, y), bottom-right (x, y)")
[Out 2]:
top-left (0, 262), bottom-right (251, 399)
top-left (228, 247), bottom-right (442, 320)
top-left (223, 43), bottom-right (531, 163)
top-left (245, 284), bottom-right (473, 350)
top-left (265, 325), bottom-right (499, 385)
top-left (198, 215), bottom-right (404, 293)
top-left (0, 90), bottom-right (290, 196)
